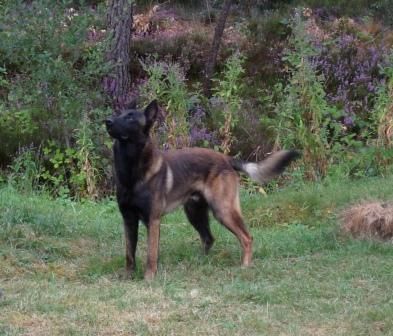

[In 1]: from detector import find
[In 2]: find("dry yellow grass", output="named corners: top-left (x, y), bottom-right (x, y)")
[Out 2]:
top-left (341, 201), bottom-right (393, 240)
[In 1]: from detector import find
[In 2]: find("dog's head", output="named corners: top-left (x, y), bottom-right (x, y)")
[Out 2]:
top-left (105, 100), bottom-right (158, 142)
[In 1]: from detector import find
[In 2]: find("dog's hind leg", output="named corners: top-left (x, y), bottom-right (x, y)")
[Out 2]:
top-left (212, 207), bottom-right (253, 266)
top-left (207, 175), bottom-right (253, 266)
top-left (184, 197), bottom-right (215, 254)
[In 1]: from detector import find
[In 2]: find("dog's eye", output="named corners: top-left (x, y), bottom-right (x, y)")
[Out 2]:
top-left (126, 114), bottom-right (134, 120)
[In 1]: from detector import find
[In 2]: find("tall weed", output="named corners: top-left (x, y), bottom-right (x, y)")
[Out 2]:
top-left (269, 11), bottom-right (341, 179)
top-left (140, 57), bottom-right (194, 148)
top-left (211, 52), bottom-right (245, 154)
top-left (371, 51), bottom-right (393, 148)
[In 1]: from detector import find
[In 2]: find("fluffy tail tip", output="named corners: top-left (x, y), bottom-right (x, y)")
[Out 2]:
top-left (240, 150), bottom-right (300, 184)
top-left (273, 150), bottom-right (301, 174)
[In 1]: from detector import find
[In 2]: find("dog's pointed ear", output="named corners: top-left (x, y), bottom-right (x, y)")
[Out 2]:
top-left (144, 100), bottom-right (158, 131)
top-left (125, 99), bottom-right (137, 110)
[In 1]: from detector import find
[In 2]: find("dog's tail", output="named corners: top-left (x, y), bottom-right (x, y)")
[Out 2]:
top-left (230, 150), bottom-right (300, 185)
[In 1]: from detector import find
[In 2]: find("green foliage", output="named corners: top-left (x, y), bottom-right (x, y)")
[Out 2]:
top-left (262, 11), bottom-right (393, 181)
top-left (370, 0), bottom-right (393, 26)
top-left (6, 105), bottom-right (109, 199)
top-left (370, 51), bottom-right (393, 148)
top-left (0, 66), bottom-right (8, 89)
top-left (1, 0), bottom-right (393, 195)
top-left (72, 114), bottom-right (103, 199)
top-left (0, 0), bottom-right (107, 151)
top-left (267, 12), bottom-right (336, 179)
top-left (7, 148), bottom-right (43, 194)
top-left (0, 104), bottom-right (41, 165)
top-left (10, 119), bottom-right (106, 200)
top-left (40, 141), bottom-right (95, 200)
top-left (213, 52), bottom-right (245, 108)
top-left (211, 52), bottom-right (245, 154)
top-left (40, 144), bottom-right (75, 197)
top-left (0, 0), bottom-right (110, 198)
top-left (140, 56), bottom-right (197, 148)
top-left (318, 50), bottom-right (393, 180)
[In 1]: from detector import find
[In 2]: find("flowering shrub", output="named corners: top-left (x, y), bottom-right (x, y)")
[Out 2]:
top-left (189, 105), bottom-right (218, 147)
top-left (310, 20), bottom-right (387, 128)
top-left (268, 9), bottom-right (393, 180)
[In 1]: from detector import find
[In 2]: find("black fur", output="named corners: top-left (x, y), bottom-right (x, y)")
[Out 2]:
top-left (106, 101), bottom-right (159, 276)
top-left (184, 195), bottom-right (214, 254)
top-left (269, 150), bottom-right (300, 175)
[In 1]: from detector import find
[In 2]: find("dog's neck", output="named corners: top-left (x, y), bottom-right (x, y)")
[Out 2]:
top-left (113, 138), bottom-right (156, 189)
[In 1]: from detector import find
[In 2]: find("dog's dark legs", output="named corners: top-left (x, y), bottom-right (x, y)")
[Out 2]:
top-left (119, 208), bottom-right (139, 278)
top-left (184, 198), bottom-right (215, 254)
top-left (145, 217), bottom-right (160, 281)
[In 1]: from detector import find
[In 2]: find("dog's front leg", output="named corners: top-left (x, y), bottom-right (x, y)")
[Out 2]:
top-left (145, 217), bottom-right (160, 281)
top-left (121, 210), bottom-right (139, 279)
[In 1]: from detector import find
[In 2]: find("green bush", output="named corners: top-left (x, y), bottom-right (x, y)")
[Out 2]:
top-left (0, 0), bottom-right (110, 198)
top-left (0, 0), bottom-right (108, 159)
top-left (8, 110), bottom-right (110, 200)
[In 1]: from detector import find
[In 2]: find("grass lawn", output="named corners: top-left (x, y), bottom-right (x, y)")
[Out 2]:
top-left (1, 177), bottom-right (393, 335)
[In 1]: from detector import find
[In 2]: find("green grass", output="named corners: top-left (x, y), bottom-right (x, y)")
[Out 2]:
top-left (1, 177), bottom-right (393, 335)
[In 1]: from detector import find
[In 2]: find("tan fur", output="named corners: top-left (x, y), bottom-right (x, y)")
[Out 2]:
top-left (144, 154), bottom-right (163, 182)
top-left (165, 165), bottom-right (174, 193)
top-left (142, 147), bottom-right (254, 269)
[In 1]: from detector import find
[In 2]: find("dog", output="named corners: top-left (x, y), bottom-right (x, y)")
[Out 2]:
top-left (105, 100), bottom-right (299, 280)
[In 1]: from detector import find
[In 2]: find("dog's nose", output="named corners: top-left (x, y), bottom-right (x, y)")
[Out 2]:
top-left (105, 118), bottom-right (113, 128)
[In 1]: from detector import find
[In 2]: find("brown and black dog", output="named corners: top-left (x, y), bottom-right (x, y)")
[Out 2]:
top-left (105, 100), bottom-right (299, 280)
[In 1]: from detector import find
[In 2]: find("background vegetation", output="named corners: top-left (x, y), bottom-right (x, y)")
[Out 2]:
top-left (0, 0), bottom-right (392, 198)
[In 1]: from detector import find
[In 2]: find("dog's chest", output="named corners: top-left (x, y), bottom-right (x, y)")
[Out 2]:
top-left (117, 183), bottom-right (152, 223)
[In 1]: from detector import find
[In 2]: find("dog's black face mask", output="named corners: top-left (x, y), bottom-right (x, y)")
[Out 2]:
top-left (105, 100), bottom-right (158, 142)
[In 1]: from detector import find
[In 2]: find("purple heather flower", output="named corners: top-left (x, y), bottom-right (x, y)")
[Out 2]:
top-left (310, 30), bottom-right (388, 125)
top-left (343, 115), bottom-right (354, 126)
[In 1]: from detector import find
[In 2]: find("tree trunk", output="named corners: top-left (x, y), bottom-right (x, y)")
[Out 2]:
top-left (203, 0), bottom-right (232, 97)
top-left (104, 0), bottom-right (133, 113)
